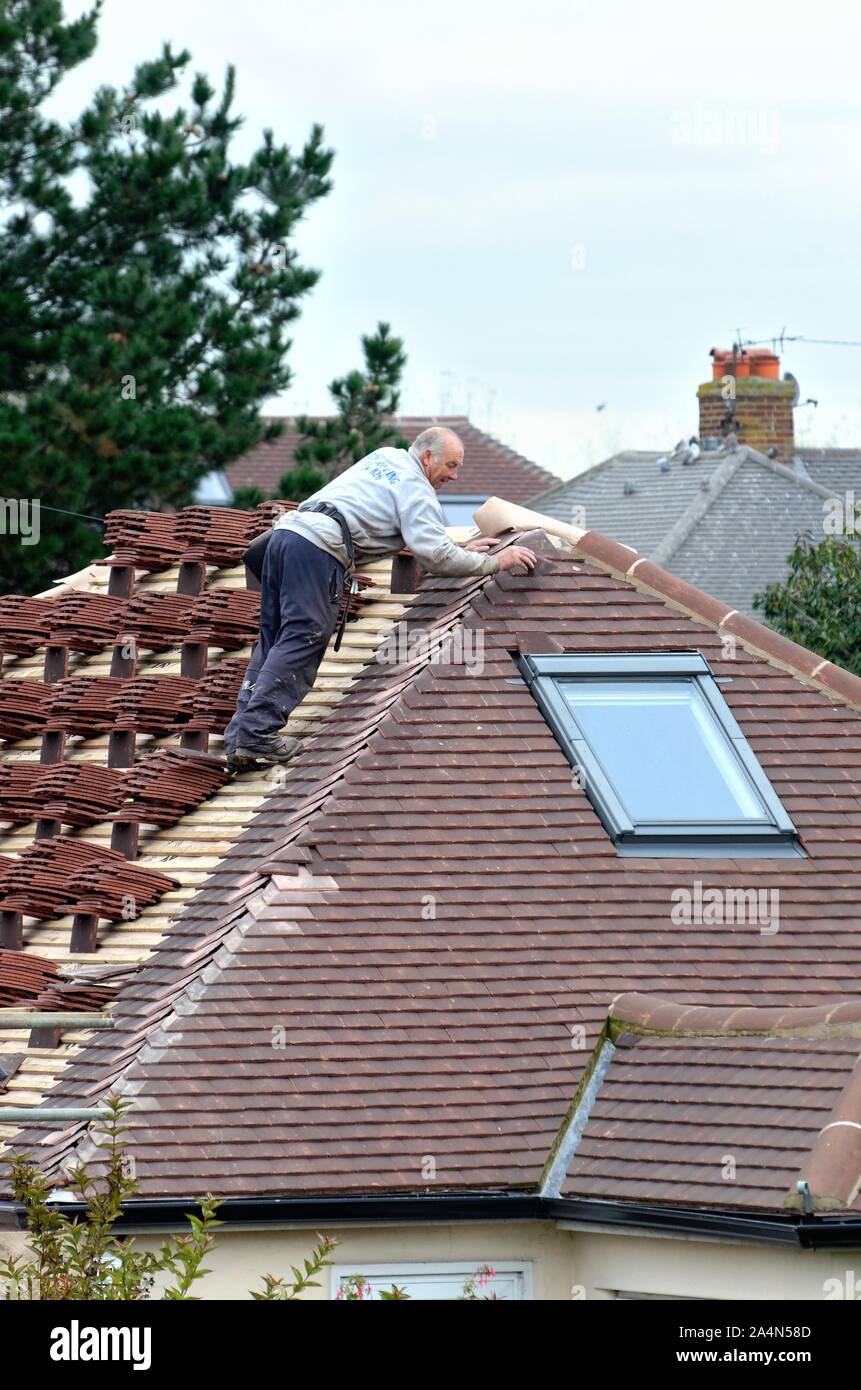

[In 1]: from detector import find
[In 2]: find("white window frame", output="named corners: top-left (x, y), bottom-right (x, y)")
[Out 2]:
top-left (331, 1260), bottom-right (532, 1301)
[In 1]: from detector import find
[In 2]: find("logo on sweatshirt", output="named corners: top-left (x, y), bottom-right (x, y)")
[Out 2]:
top-left (360, 460), bottom-right (399, 485)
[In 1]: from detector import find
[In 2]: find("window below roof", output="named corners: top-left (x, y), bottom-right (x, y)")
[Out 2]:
top-left (193, 469), bottom-right (234, 505)
top-left (439, 495), bottom-right (487, 526)
top-left (519, 652), bottom-right (802, 858)
top-left (331, 1261), bottom-right (530, 1300)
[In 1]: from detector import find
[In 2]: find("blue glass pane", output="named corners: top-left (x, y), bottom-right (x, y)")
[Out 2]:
top-left (441, 499), bottom-right (486, 526)
top-left (561, 679), bottom-right (765, 822)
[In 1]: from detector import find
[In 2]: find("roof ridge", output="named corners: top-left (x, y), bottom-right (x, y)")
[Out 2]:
top-left (250, 415), bottom-right (559, 485)
top-left (609, 991), bottom-right (861, 1040)
top-left (650, 448), bottom-right (747, 566)
top-left (469, 496), bottom-right (861, 710)
top-left (744, 445), bottom-right (840, 500)
top-left (526, 452), bottom-right (630, 508)
top-left (574, 528), bottom-right (861, 711)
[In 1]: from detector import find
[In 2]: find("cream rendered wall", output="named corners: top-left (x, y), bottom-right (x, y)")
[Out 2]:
top-left (567, 1227), bottom-right (861, 1302)
top-left (139, 1220), bottom-right (574, 1300)
top-left (0, 1229), bottom-right (26, 1263)
top-left (130, 1220), bottom-right (861, 1301)
top-left (3, 1218), bottom-right (860, 1300)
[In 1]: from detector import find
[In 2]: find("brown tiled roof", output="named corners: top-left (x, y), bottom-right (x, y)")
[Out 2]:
top-left (11, 518), bottom-right (861, 1216)
top-left (226, 416), bottom-right (560, 503)
top-left (561, 995), bottom-right (861, 1212)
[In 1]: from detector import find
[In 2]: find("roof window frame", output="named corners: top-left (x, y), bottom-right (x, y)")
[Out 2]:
top-left (519, 651), bottom-right (801, 858)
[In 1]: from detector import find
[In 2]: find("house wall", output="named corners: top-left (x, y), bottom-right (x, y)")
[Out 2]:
top-left (0, 1229), bottom-right (25, 1263)
top-left (130, 1222), bottom-right (861, 1300)
top-left (564, 1228), bottom-right (861, 1301)
top-left (4, 1218), bottom-right (859, 1300)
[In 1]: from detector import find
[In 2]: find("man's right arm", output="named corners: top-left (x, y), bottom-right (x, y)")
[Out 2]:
top-left (394, 480), bottom-right (502, 577)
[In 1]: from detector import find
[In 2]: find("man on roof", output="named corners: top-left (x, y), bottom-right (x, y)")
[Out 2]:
top-left (224, 426), bottom-right (537, 772)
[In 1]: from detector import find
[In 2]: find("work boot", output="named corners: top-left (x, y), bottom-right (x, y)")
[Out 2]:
top-left (233, 734), bottom-right (300, 768)
top-left (226, 746), bottom-right (255, 775)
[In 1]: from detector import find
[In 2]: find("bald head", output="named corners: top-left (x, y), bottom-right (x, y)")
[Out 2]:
top-left (412, 427), bottom-right (464, 491)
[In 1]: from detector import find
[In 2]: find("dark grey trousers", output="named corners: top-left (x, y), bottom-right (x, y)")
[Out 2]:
top-left (224, 529), bottom-right (345, 749)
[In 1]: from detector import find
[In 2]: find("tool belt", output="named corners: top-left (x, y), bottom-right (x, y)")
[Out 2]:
top-left (241, 504), bottom-right (358, 652)
top-left (297, 501), bottom-right (356, 570)
top-left (242, 503), bottom-right (356, 582)
top-left (298, 503), bottom-right (357, 651)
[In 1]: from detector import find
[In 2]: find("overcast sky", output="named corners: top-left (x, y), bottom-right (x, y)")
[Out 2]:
top-left (59, 0), bottom-right (861, 478)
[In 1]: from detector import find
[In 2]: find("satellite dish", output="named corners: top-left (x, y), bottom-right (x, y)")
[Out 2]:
top-left (783, 371), bottom-right (800, 407)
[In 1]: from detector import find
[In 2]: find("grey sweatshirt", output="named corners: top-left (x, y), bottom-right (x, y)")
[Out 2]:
top-left (275, 446), bottom-right (501, 577)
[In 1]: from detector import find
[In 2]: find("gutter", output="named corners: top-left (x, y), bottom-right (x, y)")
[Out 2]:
top-left (2, 1191), bottom-right (860, 1249)
top-left (551, 1197), bottom-right (861, 1251)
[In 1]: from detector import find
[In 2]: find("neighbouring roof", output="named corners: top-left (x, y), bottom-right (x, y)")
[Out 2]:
top-left (794, 447), bottom-right (861, 497)
top-left (227, 415), bottom-right (560, 503)
top-left (529, 445), bottom-right (861, 618)
top-left (7, 513), bottom-right (861, 1222)
top-left (0, 503), bottom-right (411, 1129)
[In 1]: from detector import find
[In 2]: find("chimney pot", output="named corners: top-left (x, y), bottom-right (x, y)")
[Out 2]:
top-left (698, 349), bottom-right (794, 460)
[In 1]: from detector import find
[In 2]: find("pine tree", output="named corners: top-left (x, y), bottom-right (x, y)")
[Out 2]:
top-left (292, 321), bottom-right (407, 483)
top-left (754, 532), bottom-right (861, 677)
top-left (0, 0), bottom-right (334, 593)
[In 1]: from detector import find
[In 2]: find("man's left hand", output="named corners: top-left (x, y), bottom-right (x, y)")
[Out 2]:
top-left (463, 535), bottom-right (500, 553)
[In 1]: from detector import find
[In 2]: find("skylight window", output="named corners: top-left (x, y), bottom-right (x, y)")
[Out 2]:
top-left (519, 652), bottom-right (801, 857)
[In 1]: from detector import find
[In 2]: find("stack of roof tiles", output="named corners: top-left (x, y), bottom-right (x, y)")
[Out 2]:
top-left (186, 590), bottom-right (261, 649)
top-left (0, 838), bottom-right (122, 919)
top-left (0, 596), bottom-right (53, 655)
top-left (36, 764), bottom-right (127, 827)
top-left (102, 501), bottom-right (298, 573)
top-left (103, 512), bottom-right (182, 571)
top-left (111, 676), bottom-right (197, 736)
top-left (0, 949), bottom-right (58, 1006)
top-left (67, 855), bottom-right (179, 922)
top-left (31, 978), bottom-right (116, 1014)
top-left (44, 676), bottom-right (126, 735)
top-left (112, 593), bottom-right (195, 651)
top-left (181, 659), bottom-right (246, 733)
top-left (0, 763), bottom-right (49, 824)
top-left (0, 763), bottom-right (126, 828)
top-left (0, 834), bottom-right (177, 922)
top-left (47, 592), bottom-right (124, 652)
top-left (0, 681), bottom-right (52, 741)
top-left (174, 506), bottom-right (264, 567)
top-left (115, 749), bottom-right (229, 826)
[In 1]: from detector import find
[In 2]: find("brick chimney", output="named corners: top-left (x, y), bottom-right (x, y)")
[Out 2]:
top-left (698, 347), bottom-right (794, 458)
